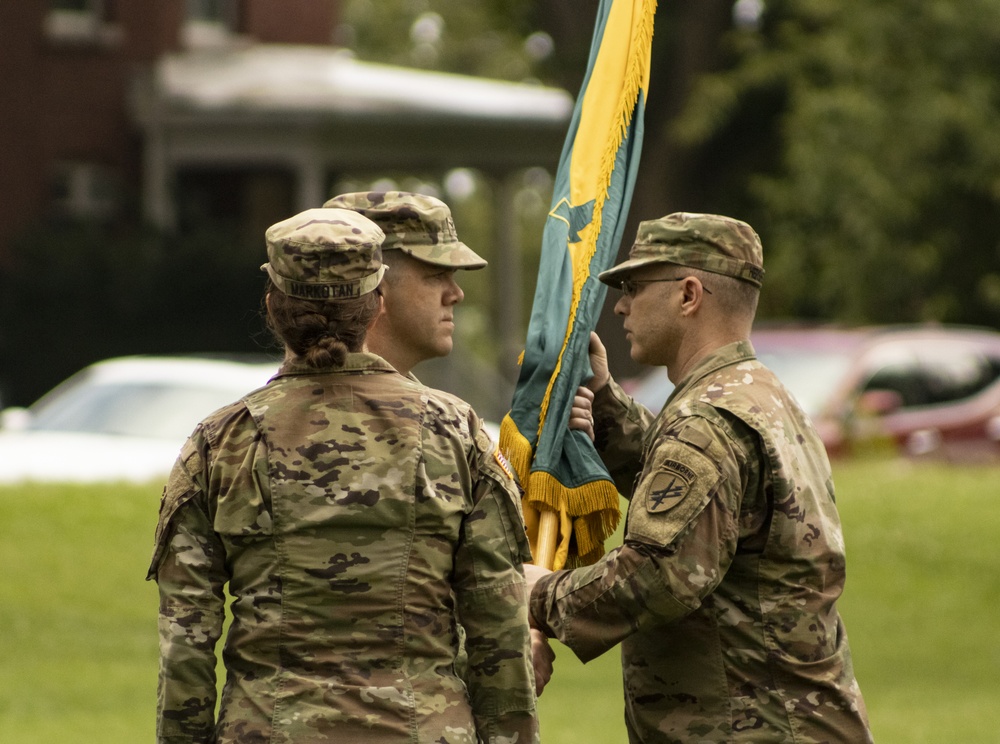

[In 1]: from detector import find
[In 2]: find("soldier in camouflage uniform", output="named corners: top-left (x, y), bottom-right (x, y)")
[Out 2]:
top-left (526, 213), bottom-right (874, 743)
top-left (325, 190), bottom-right (556, 692)
top-left (147, 207), bottom-right (540, 743)
top-left (323, 190), bottom-right (486, 376)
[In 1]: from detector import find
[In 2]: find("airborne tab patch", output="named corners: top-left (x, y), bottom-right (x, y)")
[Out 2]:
top-left (645, 459), bottom-right (696, 513)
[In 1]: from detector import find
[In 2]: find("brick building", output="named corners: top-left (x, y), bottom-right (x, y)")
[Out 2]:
top-left (0, 1), bottom-right (571, 390)
top-left (0, 1), bottom-right (351, 248)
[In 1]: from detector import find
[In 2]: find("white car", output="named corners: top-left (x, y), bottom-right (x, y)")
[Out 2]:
top-left (0, 356), bottom-right (279, 484)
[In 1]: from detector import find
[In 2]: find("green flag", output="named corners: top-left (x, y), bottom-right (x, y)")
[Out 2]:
top-left (500, 0), bottom-right (656, 569)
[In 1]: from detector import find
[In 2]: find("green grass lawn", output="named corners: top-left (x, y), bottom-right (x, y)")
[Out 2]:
top-left (1, 459), bottom-right (997, 742)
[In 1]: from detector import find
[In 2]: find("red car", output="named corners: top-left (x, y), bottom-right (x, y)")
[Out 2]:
top-left (624, 324), bottom-right (1000, 462)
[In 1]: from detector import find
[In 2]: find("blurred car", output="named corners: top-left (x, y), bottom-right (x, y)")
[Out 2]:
top-left (624, 324), bottom-right (1000, 462)
top-left (0, 355), bottom-right (279, 484)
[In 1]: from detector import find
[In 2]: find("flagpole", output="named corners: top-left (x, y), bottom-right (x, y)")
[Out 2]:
top-left (534, 510), bottom-right (560, 569)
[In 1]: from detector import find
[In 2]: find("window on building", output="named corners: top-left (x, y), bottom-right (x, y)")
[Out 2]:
top-left (183, 0), bottom-right (241, 48)
top-left (186, 0), bottom-right (237, 23)
top-left (49, 161), bottom-right (121, 221)
top-left (45, 0), bottom-right (120, 45)
top-left (175, 167), bottom-right (295, 241)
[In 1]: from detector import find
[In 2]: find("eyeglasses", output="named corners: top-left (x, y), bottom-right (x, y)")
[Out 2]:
top-left (617, 276), bottom-right (713, 298)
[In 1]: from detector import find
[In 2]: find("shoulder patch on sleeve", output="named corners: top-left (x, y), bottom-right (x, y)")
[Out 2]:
top-left (645, 459), bottom-right (697, 513)
top-left (627, 437), bottom-right (724, 547)
top-left (493, 446), bottom-right (514, 481)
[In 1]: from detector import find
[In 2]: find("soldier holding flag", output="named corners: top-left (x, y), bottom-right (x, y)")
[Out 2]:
top-left (526, 213), bottom-right (874, 743)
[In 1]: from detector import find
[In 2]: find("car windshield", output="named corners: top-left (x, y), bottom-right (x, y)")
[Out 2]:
top-left (27, 379), bottom-right (241, 440)
top-left (755, 347), bottom-right (853, 416)
top-left (628, 341), bottom-right (856, 417)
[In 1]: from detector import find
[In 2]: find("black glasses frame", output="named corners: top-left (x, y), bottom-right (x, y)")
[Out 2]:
top-left (617, 276), bottom-right (713, 298)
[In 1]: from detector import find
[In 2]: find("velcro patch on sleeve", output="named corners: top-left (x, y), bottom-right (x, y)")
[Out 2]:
top-left (627, 437), bottom-right (724, 548)
top-left (645, 459), bottom-right (697, 513)
top-left (675, 422), bottom-right (714, 452)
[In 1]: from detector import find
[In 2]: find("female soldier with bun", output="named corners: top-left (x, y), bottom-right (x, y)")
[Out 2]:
top-left (148, 208), bottom-right (539, 744)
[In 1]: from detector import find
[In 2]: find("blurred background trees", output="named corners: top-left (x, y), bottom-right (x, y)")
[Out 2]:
top-left (4, 0), bottom-right (1000, 406)
top-left (336, 0), bottom-right (1000, 369)
top-left (668, 0), bottom-right (1000, 326)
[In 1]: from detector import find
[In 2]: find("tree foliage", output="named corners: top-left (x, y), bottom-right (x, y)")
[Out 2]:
top-left (338, 0), bottom-right (548, 81)
top-left (342, 0), bottom-right (1000, 328)
top-left (673, 0), bottom-right (1000, 326)
top-left (12, 2), bottom-right (998, 409)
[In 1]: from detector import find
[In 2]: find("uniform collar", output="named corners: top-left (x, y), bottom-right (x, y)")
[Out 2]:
top-left (666, 339), bottom-right (757, 405)
top-left (276, 350), bottom-right (398, 378)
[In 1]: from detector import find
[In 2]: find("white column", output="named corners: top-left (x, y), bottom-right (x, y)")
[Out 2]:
top-left (492, 170), bottom-right (523, 384)
top-left (138, 76), bottom-right (176, 230)
top-left (295, 155), bottom-right (326, 211)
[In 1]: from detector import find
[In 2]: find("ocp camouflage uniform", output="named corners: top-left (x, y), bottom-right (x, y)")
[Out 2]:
top-left (148, 351), bottom-right (539, 744)
top-left (530, 340), bottom-right (873, 742)
top-left (323, 191), bottom-right (489, 270)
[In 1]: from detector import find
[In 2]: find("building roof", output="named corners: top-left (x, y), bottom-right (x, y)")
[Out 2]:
top-left (154, 44), bottom-right (574, 124)
top-left (131, 43), bottom-right (573, 180)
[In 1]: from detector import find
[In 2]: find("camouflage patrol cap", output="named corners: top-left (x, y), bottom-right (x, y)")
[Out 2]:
top-left (599, 212), bottom-right (765, 288)
top-left (323, 191), bottom-right (487, 270)
top-left (261, 208), bottom-right (386, 300)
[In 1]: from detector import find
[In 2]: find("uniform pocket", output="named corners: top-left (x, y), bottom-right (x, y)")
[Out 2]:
top-left (146, 441), bottom-right (203, 580)
top-left (213, 436), bottom-right (274, 537)
top-left (484, 451), bottom-right (533, 564)
top-left (474, 423), bottom-right (532, 564)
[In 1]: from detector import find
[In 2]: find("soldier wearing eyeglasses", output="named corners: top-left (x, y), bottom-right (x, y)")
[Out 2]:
top-left (525, 212), bottom-right (873, 743)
